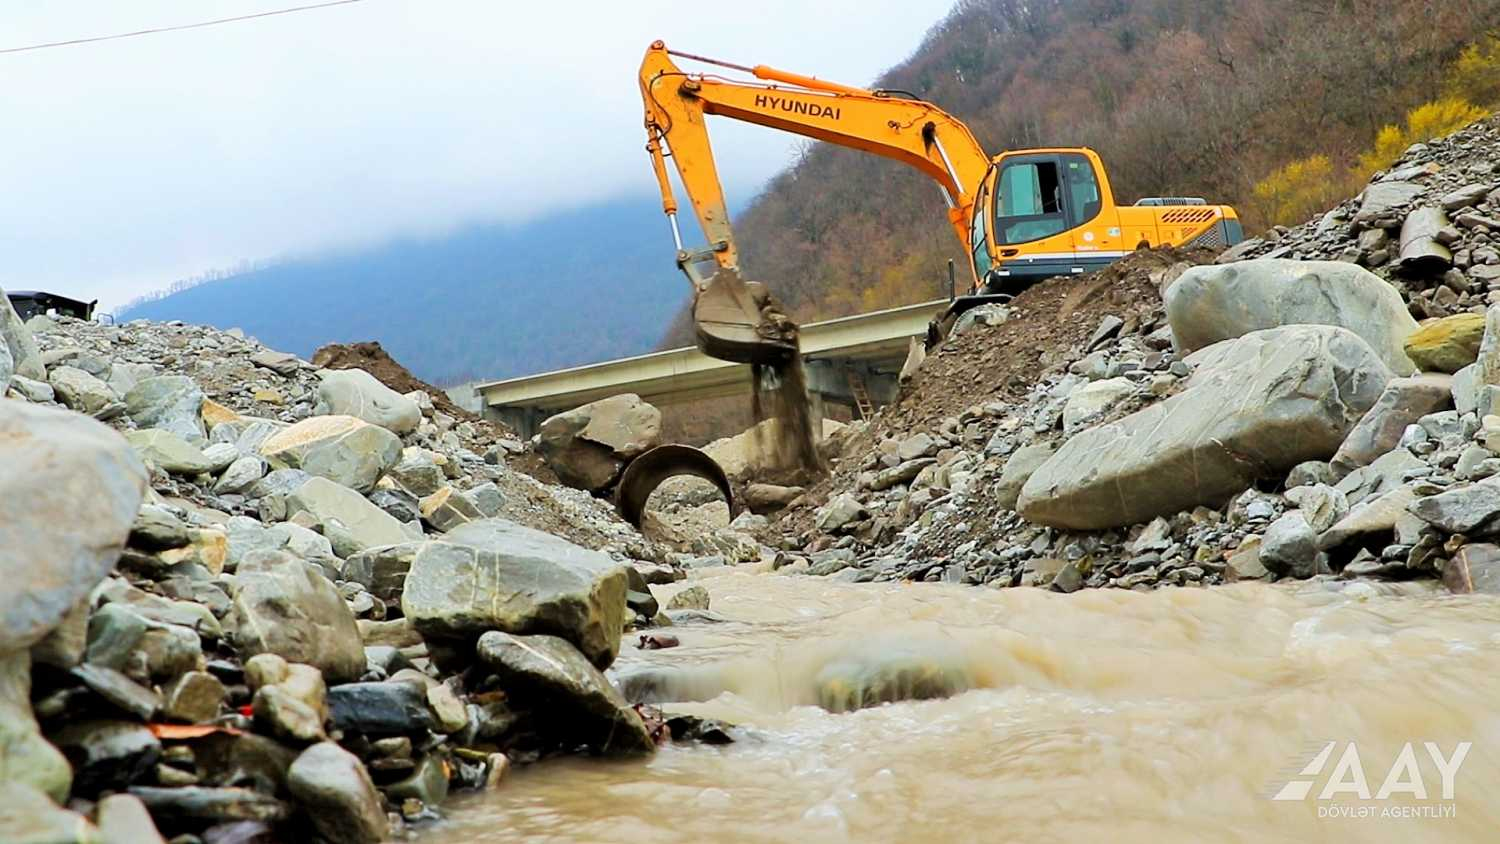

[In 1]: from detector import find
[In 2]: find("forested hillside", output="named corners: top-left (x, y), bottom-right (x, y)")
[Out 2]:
top-left (665, 0), bottom-right (1500, 344)
top-left (118, 199), bottom-right (690, 384)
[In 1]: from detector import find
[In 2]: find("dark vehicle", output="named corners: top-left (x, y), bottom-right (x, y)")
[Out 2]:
top-left (6, 290), bottom-right (97, 321)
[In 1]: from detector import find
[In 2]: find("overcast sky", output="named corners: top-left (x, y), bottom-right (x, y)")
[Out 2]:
top-left (0, 0), bottom-right (954, 310)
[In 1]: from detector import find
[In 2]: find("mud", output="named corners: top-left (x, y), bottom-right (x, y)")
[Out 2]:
top-left (749, 356), bottom-right (824, 483)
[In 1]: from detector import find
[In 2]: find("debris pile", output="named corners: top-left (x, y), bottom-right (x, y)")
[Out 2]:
top-left (0, 308), bottom-right (708, 841)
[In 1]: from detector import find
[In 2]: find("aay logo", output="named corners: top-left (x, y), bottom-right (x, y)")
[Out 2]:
top-left (1271, 741), bottom-right (1470, 804)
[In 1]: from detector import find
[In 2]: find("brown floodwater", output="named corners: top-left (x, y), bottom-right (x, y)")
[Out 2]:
top-left (429, 569), bottom-right (1500, 843)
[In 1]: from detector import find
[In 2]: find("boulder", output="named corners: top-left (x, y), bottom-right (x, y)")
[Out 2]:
top-left (0, 286), bottom-right (45, 381)
top-left (128, 786), bottom-right (289, 827)
top-left (1444, 543), bottom-right (1500, 594)
top-left (95, 794), bottom-right (165, 844)
top-left (419, 485), bottom-right (482, 533)
top-left (817, 494), bottom-right (869, 533)
top-left (1258, 512), bottom-right (1321, 578)
top-left (1, 401), bottom-right (147, 652)
top-left (258, 415), bottom-right (401, 494)
top-left (326, 681), bottom-right (432, 735)
top-left (215, 455), bottom-right (267, 494)
top-left (1407, 476), bottom-right (1500, 534)
top-left (1062, 377), bottom-right (1134, 434)
top-left (314, 368), bottom-right (422, 435)
top-left (250, 350), bottom-right (302, 376)
top-left (85, 604), bottom-right (203, 682)
top-left (341, 542), bottom-right (423, 601)
top-left (1019, 326), bottom-right (1390, 530)
top-left (124, 375), bottom-right (206, 442)
top-left (51, 720), bottom-right (161, 796)
top-left (1319, 486), bottom-right (1418, 551)
top-left (0, 782), bottom-right (101, 843)
top-left (401, 519), bottom-right (630, 669)
top-left (126, 429), bottom-right (214, 475)
top-left (48, 365), bottom-right (119, 415)
top-left (744, 483), bottom-right (804, 514)
top-left (229, 550), bottom-right (366, 683)
top-left (537, 394), bottom-right (661, 490)
top-left (1403, 313), bottom-right (1486, 373)
top-left (0, 651), bottom-right (73, 802)
top-left (1284, 483), bottom-right (1348, 534)
top-left (1164, 259), bottom-right (1419, 375)
top-left (388, 449), bottom-right (447, 497)
top-left (286, 742), bottom-right (388, 844)
top-left (814, 641), bottom-right (975, 713)
top-left (1330, 374), bottom-right (1454, 476)
top-left (285, 477), bottom-right (410, 554)
top-left (996, 443), bottom-right (1055, 510)
top-left (665, 585), bottom-right (710, 611)
top-left (476, 631), bottom-right (654, 755)
top-left (1354, 180), bottom-right (1425, 225)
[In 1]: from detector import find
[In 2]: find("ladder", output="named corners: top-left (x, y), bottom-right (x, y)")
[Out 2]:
top-left (848, 371), bottom-right (875, 420)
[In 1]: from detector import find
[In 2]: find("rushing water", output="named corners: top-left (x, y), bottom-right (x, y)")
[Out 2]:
top-left (431, 569), bottom-right (1500, 843)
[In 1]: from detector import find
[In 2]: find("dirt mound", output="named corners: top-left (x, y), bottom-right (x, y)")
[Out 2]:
top-left (890, 246), bottom-right (1209, 433)
top-left (312, 340), bottom-right (477, 422)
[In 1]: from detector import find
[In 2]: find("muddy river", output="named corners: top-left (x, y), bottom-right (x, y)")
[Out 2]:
top-left (429, 570), bottom-right (1500, 842)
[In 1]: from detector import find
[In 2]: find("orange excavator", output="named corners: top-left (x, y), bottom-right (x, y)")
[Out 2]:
top-left (639, 41), bottom-right (1243, 365)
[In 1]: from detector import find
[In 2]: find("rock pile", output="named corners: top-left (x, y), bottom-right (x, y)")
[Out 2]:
top-left (0, 303), bottom-right (701, 841)
top-left (750, 116), bottom-right (1500, 596)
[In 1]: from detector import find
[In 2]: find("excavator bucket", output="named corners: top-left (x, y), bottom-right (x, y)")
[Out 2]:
top-left (692, 266), bottom-right (799, 365)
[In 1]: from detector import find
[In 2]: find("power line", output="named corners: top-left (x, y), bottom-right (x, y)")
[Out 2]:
top-left (0, 0), bottom-right (371, 56)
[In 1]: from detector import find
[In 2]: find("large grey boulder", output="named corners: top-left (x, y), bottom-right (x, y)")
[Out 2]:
top-left (314, 368), bottom-right (421, 435)
top-left (1164, 259), bottom-right (1419, 375)
top-left (1329, 374), bottom-right (1453, 477)
top-left (0, 782), bottom-right (100, 842)
top-left (258, 415), bottom-right (401, 494)
top-left (286, 742), bottom-right (388, 844)
top-left (229, 550), bottom-right (366, 683)
top-left (1354, 181), bottom-right (1425, 226)
top-left (0, 286), bottom-right (45, 382)
top-left (401, 519), bottom-right (630, 669)
top-left (48, 366), bottom-right (120, 416)
top-left (0, 651), bottom-right (74, 802)
top-left (476, 631), bottom-right (654, 755)
top-left (537, 393), bottom-right (661, 491)
top-left (126, 429), bottom-right (214, 475)
top-left (1, 401), bottom-right (148, 652)
top-left (1019, 326), bottom-right (1391, 530)
top-left (125, 375), bottom-right (206, 443)
top-left (285, 477), bottom-right (410, 554)
top-left (0, 340), bottom-right (12, 397)
top-left (1407, 475), bottom-right (1500, 534)
top-left (996, 443), bottom-right (1055, 510)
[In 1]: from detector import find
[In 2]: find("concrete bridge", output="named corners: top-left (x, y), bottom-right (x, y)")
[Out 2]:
top-left (472, 299), bottom-right (948, 437)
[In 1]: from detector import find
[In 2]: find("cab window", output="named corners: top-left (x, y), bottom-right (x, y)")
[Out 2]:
top-left (970, 184), bottom-right (993, 277)
top-left (996, 160), bottom-right (1066, 244)
top-left (1063, 154), bottom-right (1101, 227)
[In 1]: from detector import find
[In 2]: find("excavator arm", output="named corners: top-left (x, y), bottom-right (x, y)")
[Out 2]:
top-left (639, 40), bottom-right (991, 364)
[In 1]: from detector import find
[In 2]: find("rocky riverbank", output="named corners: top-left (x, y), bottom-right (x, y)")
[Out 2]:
top-left (0, 310), bottom-right (698, 841)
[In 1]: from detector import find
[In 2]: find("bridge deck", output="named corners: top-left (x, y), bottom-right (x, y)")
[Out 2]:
top-left (475, 298), bottom-right (946, 412)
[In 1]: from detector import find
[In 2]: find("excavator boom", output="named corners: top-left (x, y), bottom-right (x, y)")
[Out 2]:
top-left (638, 40), bottom-right (991, 364)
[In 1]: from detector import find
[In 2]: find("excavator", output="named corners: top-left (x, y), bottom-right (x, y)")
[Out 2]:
top-left (639, 40), bottom-right (1244, 365)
